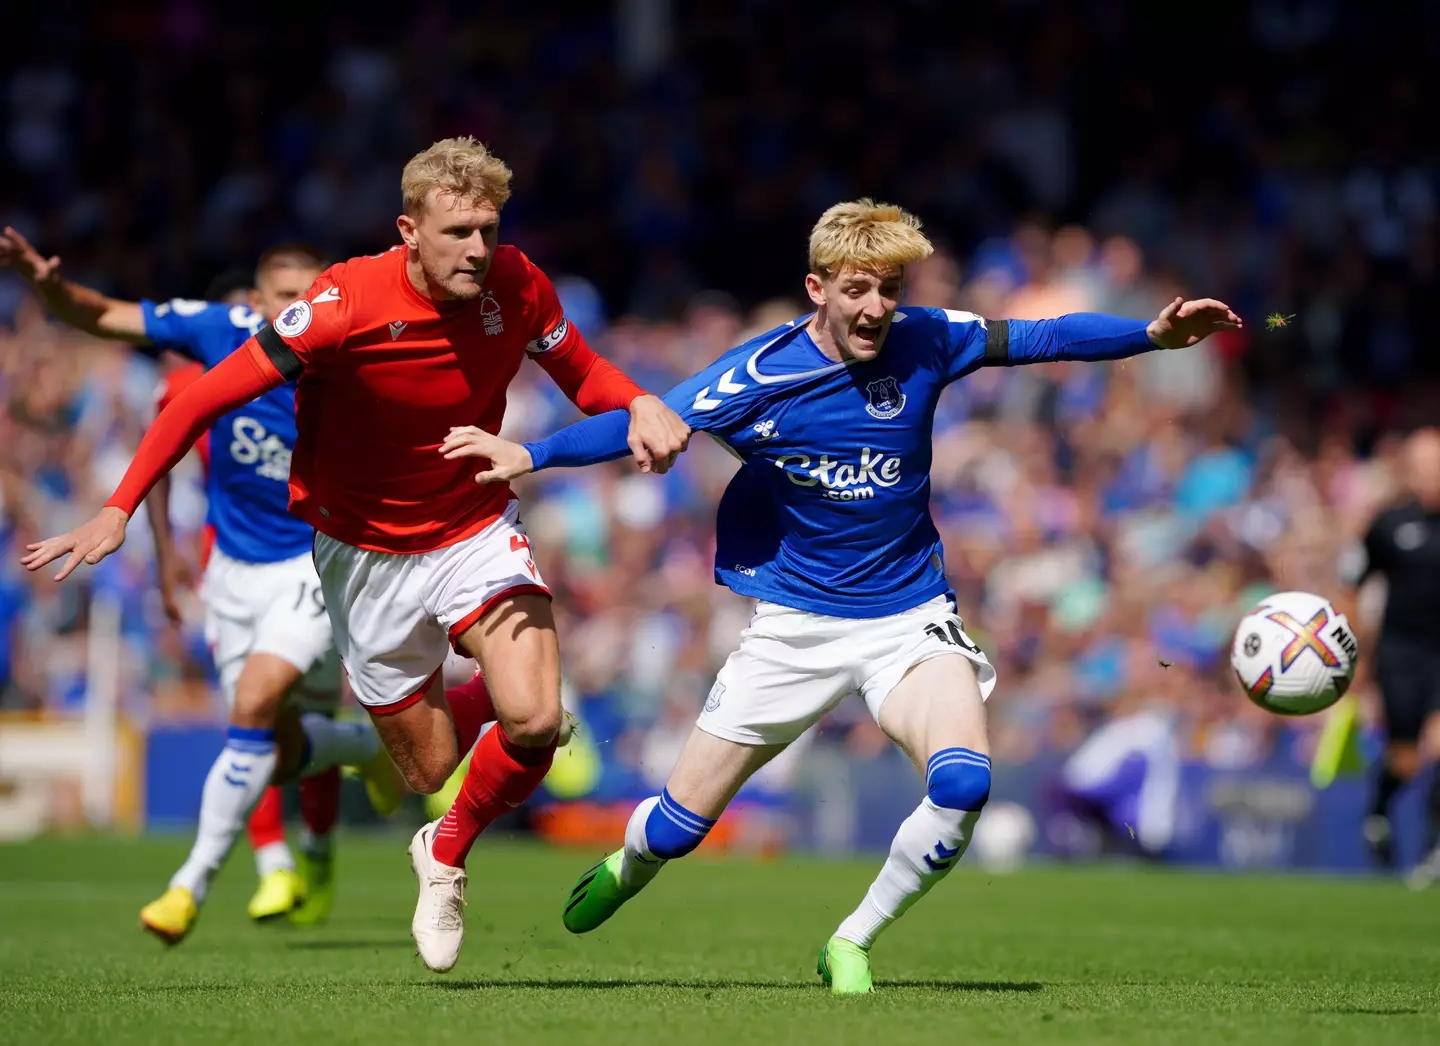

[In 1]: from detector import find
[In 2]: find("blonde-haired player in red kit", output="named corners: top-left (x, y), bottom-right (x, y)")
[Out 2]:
top-left (24, 137), bottom-right (692, 973)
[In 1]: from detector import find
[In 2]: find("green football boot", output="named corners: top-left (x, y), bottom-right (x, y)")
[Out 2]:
top-left (816, 936), bottom-right (874, 994)
top-left (563, 849), bottom-right (647, 934)
top-left (289, 849), bottom-right (336, 926)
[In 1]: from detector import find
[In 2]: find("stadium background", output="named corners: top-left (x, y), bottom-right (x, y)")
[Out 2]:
top-left (1, 0), bottom-right (1437, 869)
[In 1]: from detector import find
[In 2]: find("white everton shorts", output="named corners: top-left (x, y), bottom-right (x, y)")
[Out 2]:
top-left (201, 546), bottom-right (340, 713)
top-left (697, 595), bottom-right (997, 746)
top-left (312, 500), bottom-right (550, 714)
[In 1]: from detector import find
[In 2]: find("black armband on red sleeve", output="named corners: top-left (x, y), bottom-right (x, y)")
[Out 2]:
top-left (256, 323), bottom-right (303, 381)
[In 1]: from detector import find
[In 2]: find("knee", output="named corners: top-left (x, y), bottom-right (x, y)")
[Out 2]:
top-left (926, 748), bottom-right (992, 812)
top-left (502, 706), bottom-right (562, 749)
top-left (401, 759), bottom-right (456, 796)
top-left (389, 741), bottom-right (458, 794)
top-left (231, 683), bottom-right (285, 729)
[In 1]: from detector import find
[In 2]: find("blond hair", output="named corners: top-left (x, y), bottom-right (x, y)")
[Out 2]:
top-left (401, 137), bottom-right (513, 215)
top-left (808, 198), bottom-right (933, 278)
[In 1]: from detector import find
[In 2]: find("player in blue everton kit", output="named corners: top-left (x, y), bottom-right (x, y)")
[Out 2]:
top-left (0, 232), bottom-right (400, 942)
top-left (442, 199), bottom-right (1241, 992)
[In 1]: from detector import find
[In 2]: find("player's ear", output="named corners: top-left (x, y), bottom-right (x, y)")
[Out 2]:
top-left (247, 288), bottom-right (263, 314)
top-left (804, 272), bottom-right (827, 308)
top-left (396, 213), bottom-right (419, 250)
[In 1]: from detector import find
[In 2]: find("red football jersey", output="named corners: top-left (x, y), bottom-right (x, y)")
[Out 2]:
top-left (257, 245), bottom-right (643, 554)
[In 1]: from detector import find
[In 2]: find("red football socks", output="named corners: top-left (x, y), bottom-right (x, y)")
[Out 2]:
top-left (430, 725), bottom-right (555, 868)
top-left (447, 672), bottom-right (497, 755)
top-left (247, 785), bottom-right (286, 850)
top-left (299, 766), bottom-right (341, 837)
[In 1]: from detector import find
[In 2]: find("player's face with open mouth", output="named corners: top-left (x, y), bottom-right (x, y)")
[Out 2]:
top-left (824, 266), bottom-right (904, 361)
top-left (408, 191), bottom-right (503, 300)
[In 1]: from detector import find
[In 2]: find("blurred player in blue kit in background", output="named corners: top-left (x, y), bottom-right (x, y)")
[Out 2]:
top-left (0, 229), bottom-right (400, 942)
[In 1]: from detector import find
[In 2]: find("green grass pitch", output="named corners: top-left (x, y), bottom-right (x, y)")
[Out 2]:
top-left (2, 835), bottom-right (1438, 1045)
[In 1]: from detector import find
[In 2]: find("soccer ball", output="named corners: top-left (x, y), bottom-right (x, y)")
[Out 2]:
top-left (971, 801), bottom-right (1037, 873)
top-left (1230, 590), bottom-right (1358, 716)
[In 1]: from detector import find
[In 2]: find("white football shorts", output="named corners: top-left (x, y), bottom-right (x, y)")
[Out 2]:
top-left (697, 594), bottom-right (997, 747)
top-left (201, 546), bottom-right (340, 713)
top-left (311, 499), bottom-right (550, 713)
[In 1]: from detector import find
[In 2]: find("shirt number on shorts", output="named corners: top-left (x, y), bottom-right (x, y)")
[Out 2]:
top-left (292, 582), bottom-right (326, 618)
top-left (925, 619), bottom-right (979, 655)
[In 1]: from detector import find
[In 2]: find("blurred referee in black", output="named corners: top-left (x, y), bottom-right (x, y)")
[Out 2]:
top-left (1349, 428), bottom-right (1440, 886)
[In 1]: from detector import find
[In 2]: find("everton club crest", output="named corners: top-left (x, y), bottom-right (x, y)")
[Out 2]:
top-left (864, 376), bottom-right (906, 419)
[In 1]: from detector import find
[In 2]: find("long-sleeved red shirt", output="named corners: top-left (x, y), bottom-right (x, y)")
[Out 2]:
top-left (109, 245), bottom-right (645, 553)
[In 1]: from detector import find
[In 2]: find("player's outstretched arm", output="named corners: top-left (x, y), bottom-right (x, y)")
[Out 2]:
top-left (21, 342), bottom-right (284, 580)
top-left (991, 298), bottom-right (1241, 367)
top-left (529, 334), bottom-right (689, 472)
top-left (453, 348), bottom-right (753, 481)
top-left (523, 258), bottom-right (690, 470)
top-left (0, 226), bottom-right (148, 342)
top-left (441, 412), bottom-right (633, 483)
top-left (442, 393), bottom-right (697, 479)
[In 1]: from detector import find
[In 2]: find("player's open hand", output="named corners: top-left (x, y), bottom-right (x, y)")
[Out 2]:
top-left (21, 506), bottom-right (130, 581)
top-left (0, 226), bottom-right (60, 284)
top-left (440, 426), bottom-right (534, 484)
top-left (627, 394), bottom-right (690, 475)
top-left (1146, 297), bottom-right (1243, 350)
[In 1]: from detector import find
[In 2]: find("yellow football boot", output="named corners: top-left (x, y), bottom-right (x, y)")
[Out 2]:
top-left (247, 868), bottom-right (306, 922)
top-left (140, 886), bottom-right (198, 945)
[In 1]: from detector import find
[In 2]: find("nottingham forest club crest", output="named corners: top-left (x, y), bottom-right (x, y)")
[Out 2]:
top-left (865, 376), bottom-right (906, 419)
top-left (479, 291), bottom-right (504, 336)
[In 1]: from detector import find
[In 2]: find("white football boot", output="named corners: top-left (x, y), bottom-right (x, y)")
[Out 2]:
top-left (408, 820), bottom-right (467, 972)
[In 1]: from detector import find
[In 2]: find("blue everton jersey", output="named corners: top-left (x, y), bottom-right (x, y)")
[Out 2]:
top-left (141, 298), bottom-right (312, 563)
top-left (665, 309), bottom-right (983, 617)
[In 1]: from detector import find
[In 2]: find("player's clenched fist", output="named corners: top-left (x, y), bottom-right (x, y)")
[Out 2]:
top-left (440, 427), bottom-right (534, 484)
top-left (626, 394), bottom-right (690, 475)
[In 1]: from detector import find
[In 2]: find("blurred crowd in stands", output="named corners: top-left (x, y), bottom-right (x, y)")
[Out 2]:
top-left (1, 1), bottom-right (1437, 784)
